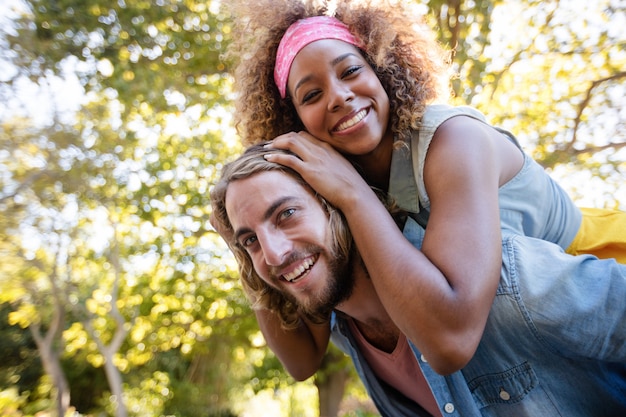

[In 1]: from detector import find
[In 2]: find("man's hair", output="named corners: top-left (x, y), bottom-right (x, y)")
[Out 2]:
top-left (225, 0), bottom-right (451, 147)
top-left (210, 143), bottom-right (353, 329)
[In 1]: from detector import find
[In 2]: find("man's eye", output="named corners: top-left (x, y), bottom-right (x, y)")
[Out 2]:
top-left (241, 235), bottom-right (258, 247)
top-left (280, 208), bottom-right (295, 220)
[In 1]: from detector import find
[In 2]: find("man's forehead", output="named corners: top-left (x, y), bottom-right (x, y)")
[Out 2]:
top-left (225, 170), bottom-right (311, 225)
top-left (228, 170), bottom-right (304, 199)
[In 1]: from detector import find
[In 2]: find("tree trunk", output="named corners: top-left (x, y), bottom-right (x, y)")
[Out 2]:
top-left (90, 230), bottom-right (129, 417)
top-left (315, 353), bottom-right (350, 417)
top-left (30, 323), bottom-right (71, 417)
top-left (102, 354), bottom-right (128, 417)
top-left (28, 267), bottom-right (71, 417)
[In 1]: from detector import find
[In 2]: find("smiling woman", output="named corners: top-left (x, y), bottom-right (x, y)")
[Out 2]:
top-left (286, 38), bottom-right (392, 160)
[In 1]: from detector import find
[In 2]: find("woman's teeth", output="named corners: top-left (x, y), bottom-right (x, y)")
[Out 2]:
top-left (336, 109), bottom-right (366, 131)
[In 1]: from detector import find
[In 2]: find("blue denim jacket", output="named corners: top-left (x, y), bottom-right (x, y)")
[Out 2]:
top-left (330, 217), bottom-right (626, 416)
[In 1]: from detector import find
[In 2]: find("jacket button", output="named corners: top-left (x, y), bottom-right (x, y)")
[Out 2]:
top-left (444, 403), bottom-right (455, 414)
top-left (499, 389), bottom-right (511, 401)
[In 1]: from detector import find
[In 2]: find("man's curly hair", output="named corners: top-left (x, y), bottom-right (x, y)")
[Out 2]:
top-left (225, 0), bottom-right (451, 147)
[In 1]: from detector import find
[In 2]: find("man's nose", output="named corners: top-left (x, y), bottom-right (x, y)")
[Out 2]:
top-left (258, 231), bottom-right (292, 267)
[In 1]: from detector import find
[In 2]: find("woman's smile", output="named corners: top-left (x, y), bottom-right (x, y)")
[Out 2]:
top-left (288, 39), bottom-right (391, 157)
top-left (332, 108), bottom-right (369, 133)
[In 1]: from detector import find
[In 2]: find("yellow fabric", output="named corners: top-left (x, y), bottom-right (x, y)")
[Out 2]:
top-left (566, 207), bottom-right (626, 264)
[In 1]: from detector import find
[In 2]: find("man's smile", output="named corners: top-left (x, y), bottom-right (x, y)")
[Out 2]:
top-left (282, 254), bottom-right (318, 282)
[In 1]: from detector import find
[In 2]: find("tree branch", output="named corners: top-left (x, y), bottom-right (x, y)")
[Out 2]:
top-left (567, 71), bottom-right (626, 151)
top-left (0, 170), bottom-right (53, 204)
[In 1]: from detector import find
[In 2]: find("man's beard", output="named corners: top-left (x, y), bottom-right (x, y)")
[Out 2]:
top-left (296, 244), bottom-right (357, 320)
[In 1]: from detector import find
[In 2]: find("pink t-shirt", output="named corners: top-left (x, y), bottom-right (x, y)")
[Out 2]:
top-left (348, 318), bottom-right (442, 417)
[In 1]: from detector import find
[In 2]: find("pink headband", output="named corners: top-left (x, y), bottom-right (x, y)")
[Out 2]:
top-left (274, 16), bottom-right (363, 99)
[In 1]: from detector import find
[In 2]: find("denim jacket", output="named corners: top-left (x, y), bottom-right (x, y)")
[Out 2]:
top-left (330, 217), bottom-right (626, 416)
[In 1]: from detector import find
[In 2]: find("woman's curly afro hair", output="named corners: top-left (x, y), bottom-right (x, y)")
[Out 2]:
top-left (225, 0), bottom-right (452, 147)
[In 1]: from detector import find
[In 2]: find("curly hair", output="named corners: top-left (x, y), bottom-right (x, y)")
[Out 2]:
top-left (209, 143), bottom-right (354, 329)
top-left (225, 0), bottom-right (451, 147)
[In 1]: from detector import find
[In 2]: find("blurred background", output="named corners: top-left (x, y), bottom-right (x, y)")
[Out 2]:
top-left (0, 0), bottom-right (624, 416)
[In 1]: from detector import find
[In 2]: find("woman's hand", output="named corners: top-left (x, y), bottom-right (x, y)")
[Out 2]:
top-left (264, 131), bottom-right (372, 210)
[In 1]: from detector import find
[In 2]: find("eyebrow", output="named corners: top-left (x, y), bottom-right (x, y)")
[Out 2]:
top-left (233, 196), bottom-right (293, 243)
top-left (293, 52), bottom-right (358, 97)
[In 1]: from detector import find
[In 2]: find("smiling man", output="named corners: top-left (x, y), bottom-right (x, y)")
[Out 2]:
top-left (224, 166), bottom-right (356, 319)
top-left (210, 143), bottom-right (626, 417)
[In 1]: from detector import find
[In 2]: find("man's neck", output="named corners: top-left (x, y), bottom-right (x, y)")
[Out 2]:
top-left (335, 262), bottom-right (399, 352)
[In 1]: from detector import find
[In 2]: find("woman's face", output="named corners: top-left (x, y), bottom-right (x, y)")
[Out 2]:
top-left (287, 39), bottom-right (391, 156)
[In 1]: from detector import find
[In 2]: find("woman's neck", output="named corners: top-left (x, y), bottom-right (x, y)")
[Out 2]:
top-left (350, 133), bottom-right (394, 191)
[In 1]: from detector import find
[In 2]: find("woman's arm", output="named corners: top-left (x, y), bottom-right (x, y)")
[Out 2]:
top-left (255, 308), bottom-right (331, 381)
top-left (266, 118), bottom-right (509, 374)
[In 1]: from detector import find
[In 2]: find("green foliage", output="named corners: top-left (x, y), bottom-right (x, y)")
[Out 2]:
top-left (16, 0), bottom-right (232, 111)
top-left (0, 387), bottom-right (29, 417)
top-left (1, 0), bottom-right (250, 415)
top-left (0, 305), bottom-right (42, 402)
top-left (425, 0), bottom-right (503, 102)
top-left (64, 355), bottom-right (109, 413)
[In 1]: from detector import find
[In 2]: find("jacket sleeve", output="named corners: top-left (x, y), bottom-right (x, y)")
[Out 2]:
top-left (502, 233), bottom-right (626, 363)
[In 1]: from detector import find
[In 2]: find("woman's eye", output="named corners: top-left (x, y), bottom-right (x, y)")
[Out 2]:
top-left (342, 65), bottom-right (362, 78)
top-left (301, 90), bottom-right (320, 104)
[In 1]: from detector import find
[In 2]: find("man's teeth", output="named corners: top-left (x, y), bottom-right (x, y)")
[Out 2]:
top-left (336, 109), bottom-right (366, 131)
top-left (283, 258), bottom-right (315, 282)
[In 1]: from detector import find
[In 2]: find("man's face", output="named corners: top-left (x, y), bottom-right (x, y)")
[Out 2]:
top-left (225, 170), bottom-right (353, 316)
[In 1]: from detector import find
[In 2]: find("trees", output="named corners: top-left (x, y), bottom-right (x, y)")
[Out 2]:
top-left (0, 0), bottom-right (624, 416)
top-left (427, 0), bottom-right (625, 206)
top-left (1, 0), bottom-right (251, 415)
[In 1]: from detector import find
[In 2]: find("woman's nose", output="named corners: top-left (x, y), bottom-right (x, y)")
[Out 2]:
top-left (327, 81), bottom-right (354, 112)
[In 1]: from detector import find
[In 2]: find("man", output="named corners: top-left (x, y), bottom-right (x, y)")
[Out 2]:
top-left (210, 144), bottom-right (626, 417)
